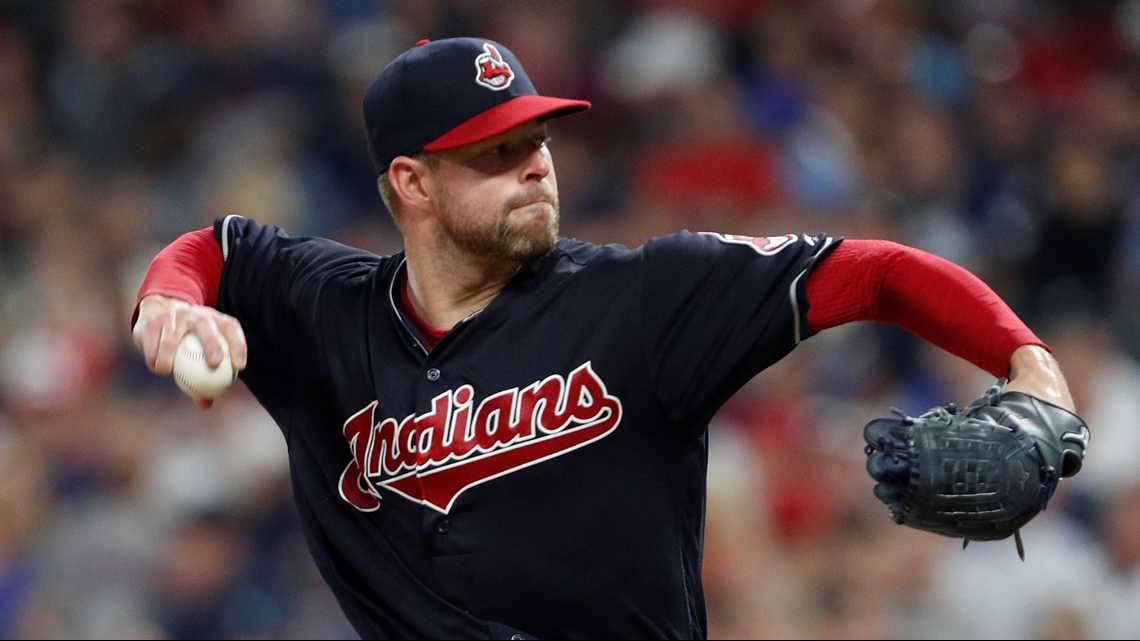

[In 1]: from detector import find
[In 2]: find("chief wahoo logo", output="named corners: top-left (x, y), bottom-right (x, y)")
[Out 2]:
top-left (475, 42), bottom-right (515, 91)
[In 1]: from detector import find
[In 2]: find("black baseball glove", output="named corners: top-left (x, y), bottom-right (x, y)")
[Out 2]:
top-left (863, 380), bottom-right (1089, 558)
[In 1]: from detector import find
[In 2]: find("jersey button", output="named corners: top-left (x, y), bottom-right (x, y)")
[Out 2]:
top-left (426, 368), bottom-right (441, 381)
top-left (436, 519), bottom-right (450, 534)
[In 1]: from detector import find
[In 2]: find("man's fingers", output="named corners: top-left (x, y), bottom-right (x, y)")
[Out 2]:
top-left (136, 318), bottom-right (163, 373)
top-left (195, 396), bottom-right (214, 411)
top-left (134, 301), bottom-right (244, 394)
top-left (195, 316), bottom-right (226, 368)
top-left (131, 319), bottom-right (146, 352)
top-left (216, 316), bottom-right (248, 371)
top-left (154, 314), bottom-right (183, 376)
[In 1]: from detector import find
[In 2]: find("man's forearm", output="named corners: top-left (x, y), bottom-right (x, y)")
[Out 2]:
top-left (132, 229), bottom-right (240, 410)
top-left (132, 227), bottom-right (224, 328)
top-left (806, 240), bottom-right (1049, 381)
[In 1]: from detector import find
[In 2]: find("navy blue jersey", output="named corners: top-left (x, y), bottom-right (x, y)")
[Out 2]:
top-left (213, 215), bottom-right (840, 640)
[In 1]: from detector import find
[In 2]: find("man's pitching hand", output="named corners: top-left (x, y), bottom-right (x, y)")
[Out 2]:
top-left (132, 294), bottom-right (247, 410)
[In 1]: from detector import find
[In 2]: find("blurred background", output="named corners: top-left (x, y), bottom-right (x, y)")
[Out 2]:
top-left (0, 0), bottom-right (1139, 638)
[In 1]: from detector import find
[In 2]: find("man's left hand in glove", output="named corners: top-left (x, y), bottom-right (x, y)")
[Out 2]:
top-left (862, 345), bottom-right (1089, 558)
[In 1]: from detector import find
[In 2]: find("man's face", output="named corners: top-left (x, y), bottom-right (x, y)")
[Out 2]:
top-left (429, 120), bottom-right (559, 262)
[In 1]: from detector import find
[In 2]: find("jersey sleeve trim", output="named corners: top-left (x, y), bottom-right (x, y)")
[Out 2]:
top-left (791, 236), bottom-right (839, 346)
top-left (220, 214), bottom-right (241, 261)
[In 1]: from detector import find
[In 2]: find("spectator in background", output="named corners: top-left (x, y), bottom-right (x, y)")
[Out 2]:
top-left (1094, 484), bottom-right (1140, 638)
top-left (1034, 136), bottom-right (1124, 315)
top-left (0, 427), bottom-right (49, 639)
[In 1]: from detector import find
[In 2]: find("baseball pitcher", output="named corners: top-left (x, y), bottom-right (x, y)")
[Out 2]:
top-left (132, 38), bottom-right (1088, 640)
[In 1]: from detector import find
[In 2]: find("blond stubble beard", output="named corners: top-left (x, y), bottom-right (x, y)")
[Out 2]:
top-left (437, 185), bottom-right (560, 263)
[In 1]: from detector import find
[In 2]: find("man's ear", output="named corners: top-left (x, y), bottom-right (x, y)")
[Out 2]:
top-left (388, 156), bottom-right (435, 212)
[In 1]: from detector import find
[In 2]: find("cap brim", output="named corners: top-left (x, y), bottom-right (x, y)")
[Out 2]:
top-left (423, 95), bottom-right (591, 152)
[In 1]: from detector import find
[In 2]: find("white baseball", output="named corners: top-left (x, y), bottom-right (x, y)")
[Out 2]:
top-left (173, 333), bottom-right (236, 399)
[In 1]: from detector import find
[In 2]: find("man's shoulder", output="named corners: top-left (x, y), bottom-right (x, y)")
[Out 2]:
top-left (217, 215), bottom-right (401, 266)
top-left (551, 231), bottom-right (730, 268)
top-left (215, 215), bottom-right (406, 296)
top-left (546, 232), bottom-right (755, 275)
top-left (551, 237), bottom-right (640, 266)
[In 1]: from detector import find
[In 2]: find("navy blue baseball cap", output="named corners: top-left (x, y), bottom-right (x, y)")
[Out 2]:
top-left (363, 37), bottom-right (591, 175)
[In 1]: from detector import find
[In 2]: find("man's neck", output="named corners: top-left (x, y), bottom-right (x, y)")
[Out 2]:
top-left (403, 243), bottom-right (521, 332)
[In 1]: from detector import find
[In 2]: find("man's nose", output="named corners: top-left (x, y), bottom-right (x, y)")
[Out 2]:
top-left (522, 144), bottom-right (552, 182)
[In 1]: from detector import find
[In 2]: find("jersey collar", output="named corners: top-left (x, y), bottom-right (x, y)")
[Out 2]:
top-left (385, 246), bottom-right (565, 357)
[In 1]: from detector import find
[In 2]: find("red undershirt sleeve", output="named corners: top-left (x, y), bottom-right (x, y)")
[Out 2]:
top-left (131, 228), bottom-right (224, 328)
top-left (805, 239), bottom-right (1045, 378)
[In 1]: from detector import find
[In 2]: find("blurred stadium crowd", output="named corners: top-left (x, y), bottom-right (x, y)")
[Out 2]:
top-left (1, 0), bottom-right (1140, 638)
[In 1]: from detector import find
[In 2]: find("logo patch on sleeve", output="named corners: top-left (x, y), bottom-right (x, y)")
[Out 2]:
top-left (701, 232), bottom-right (799, 255)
